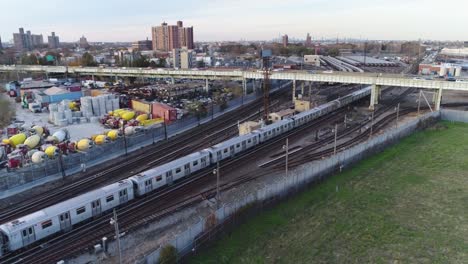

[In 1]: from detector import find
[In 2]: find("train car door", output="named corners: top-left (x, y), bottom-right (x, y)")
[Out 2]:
top-left (59, 212), bottom-right (72, 231)
top-left (253, 136), bottom-right (258, 145)
top-left (201, 157), bottom-right (207, 168)
top-left (91, 199), bottom-right (102, 217)
top-left (21, 226), bottom-right (35, 246)
top-left (166, 171), bottom-right (173, 185)
top-left (184, 163), bottom-right (190, 175)
top-left (241, 141), bottom-right (246, 151)
top-left (119, 189), bottom-right (128, 203)
top-left (145, 179), bottom-right (153, 193)
top-left (229, 146), bottom-right (235, 156)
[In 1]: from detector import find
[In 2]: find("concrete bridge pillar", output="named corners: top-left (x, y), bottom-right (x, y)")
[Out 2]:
top-left (292, 79), bottom-right (297, 102)
top-left (301, 82), bottom-right (305, 96)
top-left (242, 78), bottom-right (247, 95)
top-left (434, 88), bottom-right (443, 111)
top-left (205, 78), bottom-right (209, 92)
top-left (170, 77), bottom-right (175, 85)
top-left (252, 79), bottom-right (256, 92)
top-left (309, 82), bottom-right (312, 97)
top-left (369, 84), bottom-right (380, 110)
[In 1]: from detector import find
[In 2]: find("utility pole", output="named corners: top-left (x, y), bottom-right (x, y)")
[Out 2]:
top-left (110, 209), bottom-right (122, 264)
top-left (282, 138), bottom-right (289, 178)
top-left (213, 162), bottom-right (220, 209)
top-left (369, 110), bottom-right (374, 138)
top-left (333, 124), bottom-right (338, 155)
top-left (121, 120), bottom-right (128, 156)
top-left (163, 112), bottom-right (168, 140)
top-left (417, 90), bottom-right (422, 115)
top-left (396, 103), bottom-right (400, 128)
top-left (211, 101), bottom-right (214, 121)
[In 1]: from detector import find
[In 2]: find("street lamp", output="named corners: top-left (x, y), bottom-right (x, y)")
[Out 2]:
top-left (212, 162), bottom-right (220, 209)
top-left (110, 209), bottom-right (122, 264)
top-left (282, 138), bottom-right (289, 178)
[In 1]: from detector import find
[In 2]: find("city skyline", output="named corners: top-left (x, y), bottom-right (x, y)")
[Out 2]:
top-left (1, 0), bottom-right (468, 43)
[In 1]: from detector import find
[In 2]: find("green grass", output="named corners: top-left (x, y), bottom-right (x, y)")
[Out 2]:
top-left (190, 121), bottom-right (468, 264)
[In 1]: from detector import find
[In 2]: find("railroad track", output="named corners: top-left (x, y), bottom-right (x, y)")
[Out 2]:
top-left (0, 85), bottom-right (292, 223)
top-left (1, 95), bottom-right (362, 264)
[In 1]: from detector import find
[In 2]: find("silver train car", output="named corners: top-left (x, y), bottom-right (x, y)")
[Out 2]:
top-left (129, 150), bottom-right (211, 196)
top-left (0, 180), bottom-right (134, 253)
top-left (0, 87), bottom-right (371, 256)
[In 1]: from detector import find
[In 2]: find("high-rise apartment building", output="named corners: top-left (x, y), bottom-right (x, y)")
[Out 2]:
top-left (305, 33), bottom-right (312, 47)
top-left (13, 28), bottom-right (44, 51)
top-left (79, 35), bottom-right (90, 49)
top-left (173, 47), bottom-right (194, 69)
top-left (152, 21), bottom-right (194, 51)
top-left (132, 38), bottom-right (152, 51)
top-left (282, 34), bottom-right (289, 48)
top-left (48, 32), bottom-right (60, 49)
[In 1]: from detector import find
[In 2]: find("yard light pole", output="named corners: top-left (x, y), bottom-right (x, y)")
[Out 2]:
top-left (333, 124), bottom-right (338, 155)
top-left (213, 162), bottom-right (220, 209)
top-left (120, 120), bottom-right (128, 156)
top-left (110, 209), bottom-right (122, 264)
top-left (395, 103), bottom-right (400, 128)
top-left (282, 138), bottom-right (289, 178)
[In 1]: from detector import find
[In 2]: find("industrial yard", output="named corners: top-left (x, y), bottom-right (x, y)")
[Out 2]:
top-left (191, 121), bottom-right (468, 263)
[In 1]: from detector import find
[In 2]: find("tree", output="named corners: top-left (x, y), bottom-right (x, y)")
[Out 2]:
top-left (132, 55), bottom-right (150, 67)
top-left (81, 52), bottom-right (97, 66)
top-left (158, 245), bottom-right (177, 264)
top-left (20, 54), bottom-right (39, 65)
top-left (157, 58), bottom-right (167, 68)
top-left (196, 60), bottom-right (205, 68)
top-left (327, 48), bottom-right (340, 57)
top-left (0, 95), bottom-right (15, 129)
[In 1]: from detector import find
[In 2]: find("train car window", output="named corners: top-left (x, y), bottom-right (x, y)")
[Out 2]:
top-left (22, 230), bottom-right (27, 237)
top-left (184, 164), bottom-right (190, 169)
top-left (124, 189), bottom-right (127, 195)
top-left (193, 160), bottom-right (198, 166)
top-left (106, 195), bottom-right (114, 202)
top-left (156, 175), bottom-right (162, 181)
top-left (224, 149), bottom-right (228, 153)
top-left (175, 168), bottom-right (181, 173)
top-left (236, 144), bottom-right (240, 148)
top-left (76, 207), bottom-right (86, 215)
top-left (247, 139), bottom-right (251, 143)
top-left (201, 157), bottom-right (206, 163)
top-left (60, 215), bottom-right (64, 221)
top-left (41, 220), bottom-right (52, 229)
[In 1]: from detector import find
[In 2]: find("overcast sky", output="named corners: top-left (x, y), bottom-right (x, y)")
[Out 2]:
top-left (1, 0), bottom-right (467, 43)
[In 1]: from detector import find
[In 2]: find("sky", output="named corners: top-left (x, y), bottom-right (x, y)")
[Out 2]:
top-left (1, 0), bottom-right (467, 43)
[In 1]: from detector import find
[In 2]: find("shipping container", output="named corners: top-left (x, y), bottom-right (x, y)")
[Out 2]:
top-left (49, 91), bottom-right (83, 103)
top-left (131, 100), bottom-right (152, 114)
top-left (35, 94), bottom-right (51, 104)
top-left (68, 85), bottom-right (82, 92)
top-left (90, 89), bottom-right (106, 97)
top-left (152, 103), bottom-right (177, 123)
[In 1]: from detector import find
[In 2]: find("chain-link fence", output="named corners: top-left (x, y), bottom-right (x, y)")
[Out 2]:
top-left (134, 111), bottom-right (440, 264)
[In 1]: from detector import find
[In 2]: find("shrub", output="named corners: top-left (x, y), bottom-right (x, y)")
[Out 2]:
top-left (158, 244), bottom-right (177, 264)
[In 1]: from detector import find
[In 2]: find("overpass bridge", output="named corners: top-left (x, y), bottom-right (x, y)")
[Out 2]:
top-left (2, 65), bottom-right (468, 110)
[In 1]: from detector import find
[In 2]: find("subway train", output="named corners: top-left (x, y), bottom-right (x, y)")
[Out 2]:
top-left (0, 87), bottom-right (371, 256)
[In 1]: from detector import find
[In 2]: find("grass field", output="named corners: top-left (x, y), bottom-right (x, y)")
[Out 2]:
top-left (190, 121), bottom-right (468, 264)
